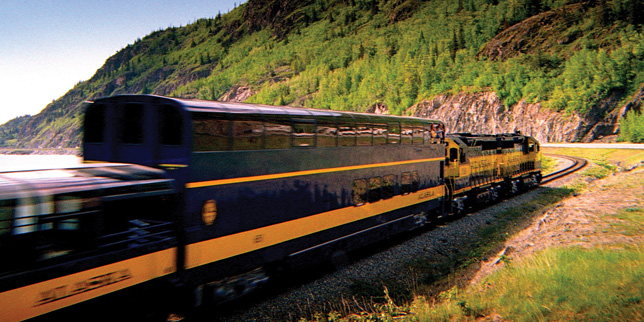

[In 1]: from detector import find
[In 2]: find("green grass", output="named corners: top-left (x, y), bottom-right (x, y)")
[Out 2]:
top-left (607, 207), bottom-right (644, 237)
top-left (540, 155), bottom-right (556, 175)
top-left (423, 246), bottom-right (644, 322)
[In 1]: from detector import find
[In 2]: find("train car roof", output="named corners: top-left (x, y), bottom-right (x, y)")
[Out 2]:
top-left (448, 132), bottom-right (538, 145)
top-left (89, 94), bottom-right (443, 124)
top-left (0, 163), bottom-right (173, 200)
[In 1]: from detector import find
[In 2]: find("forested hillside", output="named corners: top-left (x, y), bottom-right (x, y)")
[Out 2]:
top-left (2, 0), bottom-right (644, 149)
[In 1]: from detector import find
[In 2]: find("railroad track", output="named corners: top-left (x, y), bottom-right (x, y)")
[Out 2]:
top-left (541, 154), bottom-right (588, 184)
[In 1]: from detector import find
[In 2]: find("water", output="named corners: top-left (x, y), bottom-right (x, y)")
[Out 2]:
top-left (0, 154), bottom-right (82, 172)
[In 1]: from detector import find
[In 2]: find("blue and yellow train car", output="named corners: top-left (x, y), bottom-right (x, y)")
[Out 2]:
top-left (0, 165), bottom-right (177, 321)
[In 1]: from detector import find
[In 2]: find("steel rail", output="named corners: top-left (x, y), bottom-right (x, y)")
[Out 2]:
top-left (541, 153), bottom-right (588, 184)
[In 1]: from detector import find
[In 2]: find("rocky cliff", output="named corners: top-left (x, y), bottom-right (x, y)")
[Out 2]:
top-left (409, 88), bottom-right (644, 143)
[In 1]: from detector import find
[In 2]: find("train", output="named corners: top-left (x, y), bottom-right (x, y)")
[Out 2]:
top-left (0, 95), bottom-right (541, 321)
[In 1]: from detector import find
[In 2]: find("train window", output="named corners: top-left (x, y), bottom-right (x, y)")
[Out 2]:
top-left (401, 127), bottom-right (413, 145)
top-left (449, 148), bottom-right (459, 162)
top-left (316, 118), bottom-right (337, 147)
top-left (14, 197), bottom-right (37, 235)
top-left (412, 171), bottom-right (420, 192)
top-left (232, 118), bottom-right (264, 150)
top-left (372, 124), bottom-right (386, 145)
top-left (356, 124), bottom-right (372, 146)
top-left (292, 120), bottom-right (316, 147)
top-left (122, 103), bottom-right (144, 144)
top-left (388, 123), bottom-right (401, 144)
top-left (369, 177), bottom-right (382, 202)
top-left (84, 104), bottom-right (106, 143)
top-left (192, 114), bottom-right (231, 151)
top-left (529, 143), bottom-right (535, 152)
top-left (401, 172), bottom-right (412, 195)
top-left (382, 174), bottom-right (395, 199)
top-left (338, 123), bottom-right (356, 147)
top-left (412, 127), bottom-right (424, 144)
top-left (159, 105), bottom-right (182, 146)
top-left (352, 179), bottom-right (368, 206)
top-left (55, 195), bottom-right (81, 231)
top-left (264, 117), bottom-right (292, 149)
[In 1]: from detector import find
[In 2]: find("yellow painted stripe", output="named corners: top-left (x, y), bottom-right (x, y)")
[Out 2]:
top-left (453, 178), bottom-right (504, 194)
top-left (186, 157), bottom-right (444, 189)
top-left (0, 248), bottom-right (177, 322)
top-left (159, 164), bottom-right (188, 168)
top-left (185, 185), bottom-right (445, 269)
top-left (452, 169), bottom-right (539, 195)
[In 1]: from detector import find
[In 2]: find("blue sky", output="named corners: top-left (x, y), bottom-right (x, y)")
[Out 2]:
top-left (0, 0), bottom-right (244, 124)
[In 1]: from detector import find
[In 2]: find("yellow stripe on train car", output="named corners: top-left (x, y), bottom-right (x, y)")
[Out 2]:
top-left (185, 185), bottom-right (445, 269)
top-left (0, 248), bottom-right (177, 322)
top-left (185, 157), bottom-right (445, 189)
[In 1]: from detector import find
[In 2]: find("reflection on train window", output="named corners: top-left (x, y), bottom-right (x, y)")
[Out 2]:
top-left (316, 119), bottom-right (337, 147)
top-left (338, 123), bottom-right (356, 147)
top-left (55, 196), bottom-right (81, 231)
top-left (84, 103), bottom-right (106, 143)
top-left (412, 127), bottom-right (424, 145)
top-left (160, 105), bottom-right (182, 146)
top-left (356, 124), bottom-right (372, 146)
top-left (401, 127), bottom-right (413, 145)
top-left (122, 103), bottom-right (144, 144)
top-left (412, 171), bottom-right (420, 192)
top-left (14, 197), bottom-right (37, 234)
top-left (292, 121), bottom-right (316, 147)
top-left (383, 174), bottom-right (395, 199)
top-left (369, 177), bottom-right (382, 202)
top-left (232, 119), bottom-right (264, 150)
top-left (388, 123), bottom-right (401, 144)
top-left (373, 124), bottom-right (387, 145)
top-left (193, 115), bottom-right (231, 151)
top-left (352, 179), bottom-right (368, 206)
top-left (264, 117), bottom-right (292, 149)
top-left (401, 172), bottom-right (412, 195)
top-left (0, 199), bottom-right (14, 237)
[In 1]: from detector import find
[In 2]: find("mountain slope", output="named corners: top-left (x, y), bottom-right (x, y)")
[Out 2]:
top-left (2, 0), bottom-right (643, 149)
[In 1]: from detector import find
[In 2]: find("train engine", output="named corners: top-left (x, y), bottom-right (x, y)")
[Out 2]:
top-left (444, 132), bottom-right (542, 214)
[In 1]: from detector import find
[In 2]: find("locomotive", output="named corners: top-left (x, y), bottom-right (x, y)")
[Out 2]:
top-left (0, 95), bottom-right (541, 321)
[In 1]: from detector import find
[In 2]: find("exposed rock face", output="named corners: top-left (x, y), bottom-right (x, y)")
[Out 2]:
top-left (219, 85), bottom-right (256, 102)
top-left (410, 92), bottom-right (608, 143)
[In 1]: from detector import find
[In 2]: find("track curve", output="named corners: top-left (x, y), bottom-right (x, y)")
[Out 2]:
top-left (541, 154), bottom-right (588, 184)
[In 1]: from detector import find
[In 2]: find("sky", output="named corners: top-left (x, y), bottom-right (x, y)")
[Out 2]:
top-left (0, 0), bottom-right (244, 125)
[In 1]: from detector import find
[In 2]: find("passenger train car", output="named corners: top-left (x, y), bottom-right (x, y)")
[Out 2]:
top-left (0, 164), bottom-right (177, 321)
top-left (1, 95), bottom-right (449, 320)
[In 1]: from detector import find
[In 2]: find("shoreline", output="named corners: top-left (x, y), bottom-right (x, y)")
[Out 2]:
top-left (0, 148), bottom-right (81, 156)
